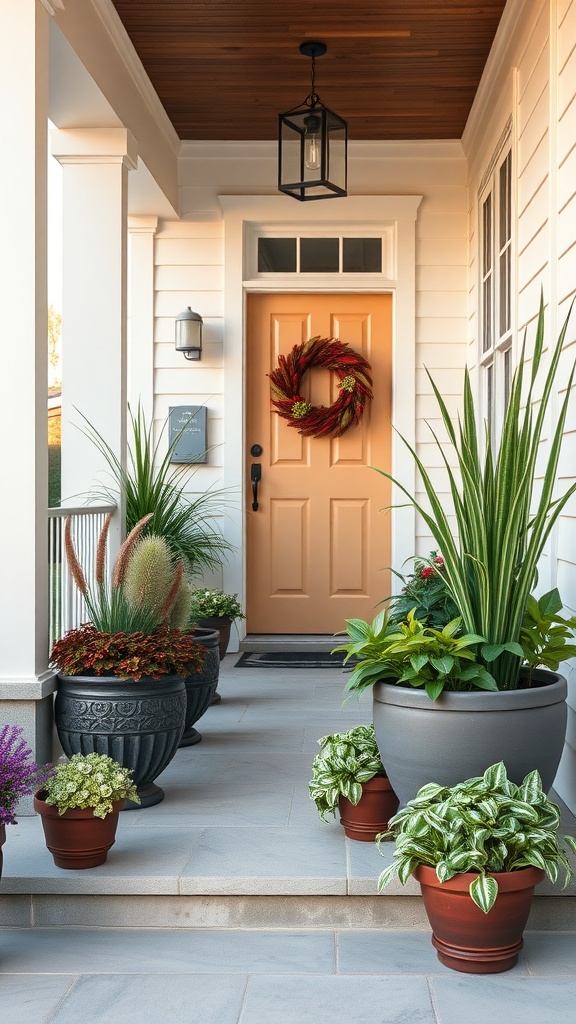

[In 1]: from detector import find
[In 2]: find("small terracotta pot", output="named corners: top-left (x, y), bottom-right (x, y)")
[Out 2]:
top-left (34, 791), bottom-right (124, 869)
top-left (414, 864), bottom-right (545, 973)
top-left (338, 776), bottom-right (399, 841)
top-left (0, 823), bottom-right (6, 881)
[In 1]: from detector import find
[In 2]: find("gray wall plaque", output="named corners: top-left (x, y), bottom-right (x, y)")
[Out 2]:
top-left (169, 406), bottom-right (208, 463)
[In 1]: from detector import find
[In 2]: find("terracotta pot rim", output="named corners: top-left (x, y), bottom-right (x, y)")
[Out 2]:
top-left (34, 792), bottom-right (125, 819)
top-left (359, 775), bottom-right (392, 790)
top-left (414, 863), bottom-right (545, 892)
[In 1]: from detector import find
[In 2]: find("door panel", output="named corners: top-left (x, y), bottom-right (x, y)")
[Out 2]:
top-left (246, 293), bottom-right (391, 634)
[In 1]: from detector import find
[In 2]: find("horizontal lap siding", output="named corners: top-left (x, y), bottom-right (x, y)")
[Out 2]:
top-left (465, 0), bottom-right (576, 810)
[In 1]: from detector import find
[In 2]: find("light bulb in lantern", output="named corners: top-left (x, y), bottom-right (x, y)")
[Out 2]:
top-left (304, 114), bottom-right (321, 171)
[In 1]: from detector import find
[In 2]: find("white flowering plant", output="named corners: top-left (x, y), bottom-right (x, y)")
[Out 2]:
top-left (189, 589), bottom-right (245, 622)
top-left (42, 753), bottom-right (139, 818)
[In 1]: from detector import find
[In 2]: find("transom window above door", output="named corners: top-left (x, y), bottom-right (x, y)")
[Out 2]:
top-left (257, 236), bottom-right (383, 274)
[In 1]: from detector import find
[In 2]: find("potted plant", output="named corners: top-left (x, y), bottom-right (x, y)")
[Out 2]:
top-left (51, 513), bottom-right (205, 808)
top-left (34, 752), bottom-right (139, 869)
top-left (386, 552), bottom-right (458, 628)
top-left (189, 588), bottom-right (245, 661)
top-left (0, 725), bottom-right (50, 880)
top-left (336, 298), bottom-right (576, 803)
top-left (377, 761), bottom-right (576, 973)
top-left (309, 724), bottom-right (398, 841)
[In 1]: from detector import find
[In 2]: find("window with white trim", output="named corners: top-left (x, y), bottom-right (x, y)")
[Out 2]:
top-left (479, 146), bottom-right (513, 443)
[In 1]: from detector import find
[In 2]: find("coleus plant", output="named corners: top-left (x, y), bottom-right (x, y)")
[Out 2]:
top-left (309, 724), bottom-right (385, 822)
top-left (377, 761), bottom-right (576, 913)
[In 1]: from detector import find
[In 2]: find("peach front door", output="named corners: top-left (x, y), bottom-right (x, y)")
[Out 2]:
top-left (246, 292), bottom-right (392, 634)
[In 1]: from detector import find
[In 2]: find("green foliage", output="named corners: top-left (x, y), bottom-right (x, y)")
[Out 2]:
top-left (78, 403), bottom-right (234, 577)
top-left (189, 588), bottom-right (245, 622)
top-left (50, 623), bottom-right (205, 680)
top-left (520, 588), bottom-right (576, 678)
top-left (333, 609), bottom-right (497, 701)
top-left (43, 753), bottom-right (139, 818)
top-left (309, 724), bottom-right (385, 822)
top-left (372, 296), bottom-right (576, 689)
top-left (377, 761), bottom-right (576, 914)
top-left (387, 552), bottom-right (459, 628)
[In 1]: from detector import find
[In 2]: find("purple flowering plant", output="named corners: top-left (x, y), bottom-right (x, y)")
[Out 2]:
top-left (0, 725), bottom-right (51, 826)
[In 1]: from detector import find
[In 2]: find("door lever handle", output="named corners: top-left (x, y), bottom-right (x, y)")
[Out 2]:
top-left (250, 463), bottom-right (262, 511)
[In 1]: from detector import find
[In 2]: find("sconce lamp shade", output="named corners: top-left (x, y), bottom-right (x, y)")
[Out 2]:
top-left (278, 101), bottom-right (347, 201)
top-left (175, 307), bottom-right (203, 360)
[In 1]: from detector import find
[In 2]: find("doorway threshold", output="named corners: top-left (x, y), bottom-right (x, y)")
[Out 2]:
top-left (240, 634), bottom-right (338, 653)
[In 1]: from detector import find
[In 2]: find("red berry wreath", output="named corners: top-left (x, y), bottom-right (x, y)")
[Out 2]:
top-left (268, 336), bottom-right (373, 438)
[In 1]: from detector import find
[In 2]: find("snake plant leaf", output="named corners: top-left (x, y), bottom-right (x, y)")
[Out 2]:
top-left (470, 875), bottom-right (499, 914)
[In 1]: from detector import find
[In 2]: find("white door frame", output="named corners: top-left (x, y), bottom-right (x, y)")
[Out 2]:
top-left (219, 194), bottom-right (422, 642)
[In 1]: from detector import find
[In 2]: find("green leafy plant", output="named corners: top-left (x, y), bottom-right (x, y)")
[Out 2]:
top-left (309, 724), bottom-right (385, 822)
top-left (520, 587), bottom-right (576, 679)
top-left (78, 404), bottom-right (233, 578)
top-left (373, 296), bottom-right (576, 689)
top-left (377, 761), bottom-right (576, 914)
top-left (189, 588), bottom-right (245, 622)
top-left (387, 552), bottom-right (459, 628)
top-left (42, 753), bottom-right (139, 818)
top-left (334, 609), bottom-right (497, 701)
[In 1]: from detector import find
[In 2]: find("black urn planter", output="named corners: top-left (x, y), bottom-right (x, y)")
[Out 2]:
top-left (55, 673), bottom-right (186, 808)
top-left (196, 616), bottom-right (232, 661)
top-left (373, 668), bottom-right (568, 807)
top-left (180, 627), bottom-right (220, 746)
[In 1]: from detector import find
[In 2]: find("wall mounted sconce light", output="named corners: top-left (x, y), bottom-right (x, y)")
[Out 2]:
top-left (278, 41), bottom-right (348, 201)
top-left (175, 307), bottom-right (203, 360)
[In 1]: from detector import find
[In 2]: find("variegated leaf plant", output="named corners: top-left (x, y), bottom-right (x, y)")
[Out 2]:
top-left (377, 761), bottom-right (576, 913)
top-left (309, 724), bottom-right (386, 822)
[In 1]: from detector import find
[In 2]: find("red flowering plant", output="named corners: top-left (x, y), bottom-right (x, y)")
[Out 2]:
top-left (50, 514), bottom-right (204, 681)
top-left (0, 725), bottom-right (51, 826)
top-left (387, 552), bottom-right (459, 629)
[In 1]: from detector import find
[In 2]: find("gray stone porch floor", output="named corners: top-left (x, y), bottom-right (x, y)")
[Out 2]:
top-left (1, 656), bottom-right (576, 1022)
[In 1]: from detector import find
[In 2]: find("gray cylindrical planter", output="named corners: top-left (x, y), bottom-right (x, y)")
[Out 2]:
top-left (180, 627), bottom-right (220, 746)
top-left (55, 674), bottom-right (186, 808)
top-left (373, 669), bottom-right (567, 807)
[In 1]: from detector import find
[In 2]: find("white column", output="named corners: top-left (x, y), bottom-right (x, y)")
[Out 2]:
top-left (0, 0), bottom-right (55, 788)
top-left (52, 128), bottom-right (138, 556)
top-left (128, 216), bottom-right (158, 424)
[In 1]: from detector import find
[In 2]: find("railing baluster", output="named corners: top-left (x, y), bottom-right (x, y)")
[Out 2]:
top-left (47, 504), bottom-right (118, 656)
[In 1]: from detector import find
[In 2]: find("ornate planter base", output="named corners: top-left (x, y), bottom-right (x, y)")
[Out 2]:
top-left (338, 776), bottom-right (399, 841)
top-left (55, 674), bottom-right (186, 809)
top-left (34, 792), bottom-right (124, 869)
top-left (414, 864), bottom-right (544, 974)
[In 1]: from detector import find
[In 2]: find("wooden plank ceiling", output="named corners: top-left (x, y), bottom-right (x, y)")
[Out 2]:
top-left (111, 1), bottom-right (507, 141)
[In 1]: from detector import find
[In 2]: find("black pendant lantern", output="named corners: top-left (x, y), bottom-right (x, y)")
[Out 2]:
top-left (278, 41), bottom-right (348, 202)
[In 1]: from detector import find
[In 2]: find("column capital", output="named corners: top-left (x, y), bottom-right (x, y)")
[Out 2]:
top-left (128, 215), bottom-right (159, 234)
top-left (51, 128), bottom-right (138, 171)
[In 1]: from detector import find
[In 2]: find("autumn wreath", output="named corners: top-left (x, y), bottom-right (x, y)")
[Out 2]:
top-left (268, 336), bottom-right (373, 438)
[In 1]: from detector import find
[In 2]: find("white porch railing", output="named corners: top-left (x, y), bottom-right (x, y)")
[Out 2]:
top-left (48, 504), bottom-right (118, 651)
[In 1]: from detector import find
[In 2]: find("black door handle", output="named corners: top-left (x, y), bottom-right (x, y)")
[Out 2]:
top-left (251, 463), bottom-right (262, 511)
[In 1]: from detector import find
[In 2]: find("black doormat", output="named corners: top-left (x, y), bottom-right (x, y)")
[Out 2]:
top-left (235, 651), bottom-right (347, 669)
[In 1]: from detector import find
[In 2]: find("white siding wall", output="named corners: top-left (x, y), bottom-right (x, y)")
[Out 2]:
top-left (154, 142), bottom-right (469, 569)
top-left (464, 0), bottom-right (576, 810)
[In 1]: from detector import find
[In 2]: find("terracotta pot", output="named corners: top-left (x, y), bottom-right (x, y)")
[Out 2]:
top-left (338, 776), bottom-right (399, 841)
top-left (34, 791), bottom-right (124, 869)
top-left (196, 616), bottom-right (232, 661)
top-left (0, 823), bottom-right (5, 881)
top-left (414, 864), bottom-right (545, 973)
